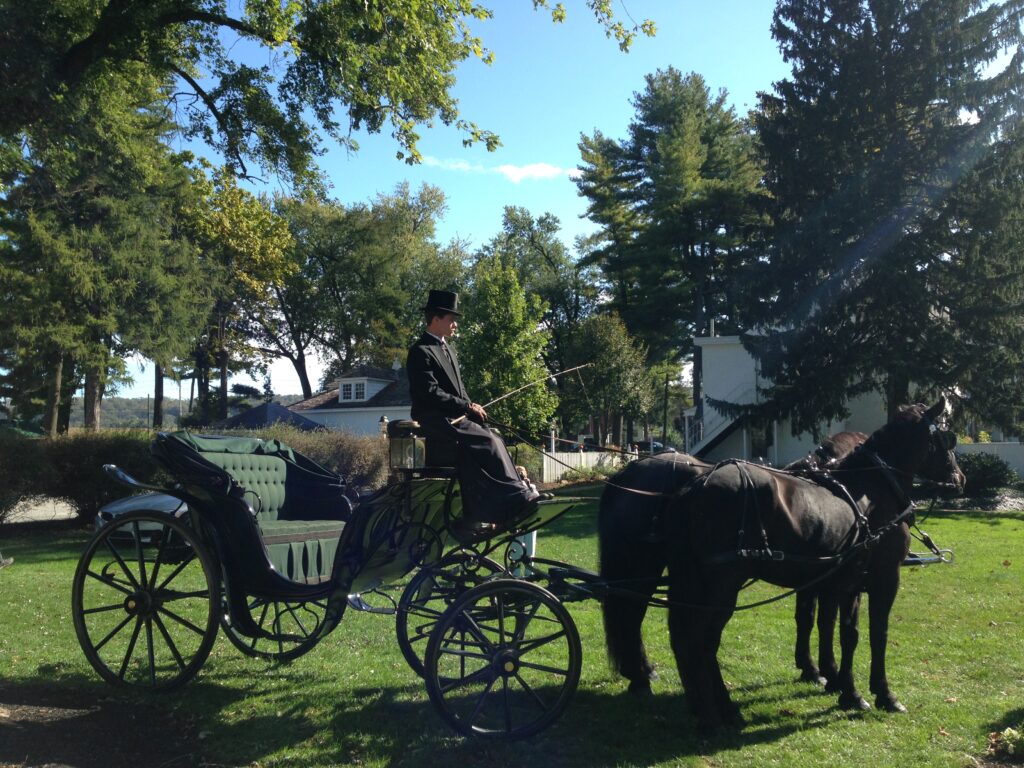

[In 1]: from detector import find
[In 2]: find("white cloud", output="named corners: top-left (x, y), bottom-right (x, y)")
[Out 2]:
top-left (423, 156), bottom-right (580, 184)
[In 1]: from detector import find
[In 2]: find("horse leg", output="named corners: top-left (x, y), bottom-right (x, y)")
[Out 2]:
top-left (600, 545), bottom-right (664, 695)
top-left (706, 597), bottom-right (743, 726)
top-left (604, 591), bottom-right (660, 695)
top-left (835, 591), bottom-right (870, 711)
top-left (868, 571), bottom-right (907, 713)
top-left (816, 591), bottom-right (841, 691)
top-left (794, 590), bottom-right (826, 684)
top-left (668, 576), bottom-right (724, 731)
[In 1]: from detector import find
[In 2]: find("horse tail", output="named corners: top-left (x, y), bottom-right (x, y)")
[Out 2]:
top-left (598, 461), bottom-right (670, 689)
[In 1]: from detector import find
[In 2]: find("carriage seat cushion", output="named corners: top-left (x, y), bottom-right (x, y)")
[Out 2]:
top-left (157, 432), bottom-right (350, 583)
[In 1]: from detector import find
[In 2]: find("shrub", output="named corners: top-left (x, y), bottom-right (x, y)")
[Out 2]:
top-left (0, 426), bottom-right (390, 524)
top-left (0, 430), bottom-right (53, 524)
top-left (955, 451), bottom-right (1018, 496)
top-left (44, 430), bottom-right (166, 523)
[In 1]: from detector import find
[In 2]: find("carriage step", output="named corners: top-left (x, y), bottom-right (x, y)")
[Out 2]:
top-left (347, 593), bottom-right (397, 615)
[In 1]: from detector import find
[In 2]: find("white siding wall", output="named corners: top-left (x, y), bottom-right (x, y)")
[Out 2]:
top-left (301, 406), bottom-right (411, 436)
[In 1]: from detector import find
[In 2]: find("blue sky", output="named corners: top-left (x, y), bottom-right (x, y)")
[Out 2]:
top-left (124, 1), bottom-right (791, 399)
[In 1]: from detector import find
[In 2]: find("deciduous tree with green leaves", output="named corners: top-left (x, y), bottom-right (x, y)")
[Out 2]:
top-left (458, 256), bottom-right (557, 439)
top-left (0, 1), bottom-right (652, 185)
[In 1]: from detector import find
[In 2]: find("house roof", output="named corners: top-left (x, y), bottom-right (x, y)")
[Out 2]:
top-left (288, 376), bottom-right (411, 411)
top-left (212, 401), bottom-right (323, 431)
top-left (337, 364), bottom-right (401, 381)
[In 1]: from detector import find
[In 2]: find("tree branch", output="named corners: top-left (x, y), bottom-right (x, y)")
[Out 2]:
top-left (169, 64), bottom-right (248, 177)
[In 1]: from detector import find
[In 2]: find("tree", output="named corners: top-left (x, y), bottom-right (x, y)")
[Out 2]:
top-left (558, 313), bottom-right (652, 445)
top-left (576, 68), bottom-right (768, 401)
top-left (743, 0), bottom-right (1024, 436)
top-left (310, 183), bottom-right (465, 385)
top-left (0, 77), bottom-right (211, 433)
top-left (1, 1), bottom-right (652, 185)
top-left (477, 206), bottom-right (598, 372)
top-left (458, 256), bottom-right (558, 439)
top-left (186, 170), bottom-right (293, 422)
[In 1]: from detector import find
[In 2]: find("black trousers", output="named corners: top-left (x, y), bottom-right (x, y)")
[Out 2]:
top-left (416, 414), bottom-right (532, 524)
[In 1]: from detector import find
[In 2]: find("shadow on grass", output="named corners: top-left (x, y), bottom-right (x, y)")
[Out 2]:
top-left (0, 675), bottom-right (207, 768)
top-left (0, 667), bottom-right (874, 768)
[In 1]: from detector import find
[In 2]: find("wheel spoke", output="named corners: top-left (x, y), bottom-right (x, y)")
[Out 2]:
top-left (512, 599), bottom-right (542, 643)
top-left (117, 617), bottom-right (144, 681)
top-left (154, 555), bottom-right (196, 594)
top-left (466, 676), bottom-right (498, 725)
top-left (502, 676), bottom-right (512, 733)
top-left (104, 538), bottom-right (141, 591)
top-left (93, 613), bottom-right (135, 652)
top-left (513, 671), bottom-right (551, 712)
top-left (152, 612), bottom-right (187, 671)
top-left (83, 602), bottom-right (126, 616)
top-left (85, 568), bottom-right (134, 596)
top-left (157, 605), bottom-right (208, 637)
top-left (145, 616), bottom-right (156, 687)
top-left (516, 659), bottom-right (571, 677)
top-left (516, 628), bottom-right (569, 655)
top-left (438, 663), bottom-right (493, 694)
top-left (133, 521), bottom-right (149, 590)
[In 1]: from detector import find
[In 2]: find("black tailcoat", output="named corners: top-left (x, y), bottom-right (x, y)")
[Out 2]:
top-left (406, 332), bottom-right (531, 523)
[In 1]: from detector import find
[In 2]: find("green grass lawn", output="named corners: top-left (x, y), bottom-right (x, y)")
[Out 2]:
top-left (1, 492), bottom-right (1022, 768)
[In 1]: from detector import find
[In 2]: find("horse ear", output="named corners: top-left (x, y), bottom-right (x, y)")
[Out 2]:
top-left (925, 397), bottom-right (946, 421)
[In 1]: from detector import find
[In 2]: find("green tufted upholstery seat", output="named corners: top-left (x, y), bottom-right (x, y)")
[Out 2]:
top-left (158, 432), bottom-right (350, 584)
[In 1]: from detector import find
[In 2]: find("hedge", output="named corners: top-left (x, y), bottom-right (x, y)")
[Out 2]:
top-left (955, 451), bottom-right (1019, 497)
top-left (0, 426), bottom-right (389, 524)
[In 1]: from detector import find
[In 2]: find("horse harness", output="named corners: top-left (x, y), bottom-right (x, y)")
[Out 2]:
top-left (698, 448), bottom-right (918, 573)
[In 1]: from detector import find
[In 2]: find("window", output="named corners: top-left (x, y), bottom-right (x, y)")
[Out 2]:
top-left (355, 382), bottom-right (365, 400)
top-left (341, 383), bottom-right (352, 400)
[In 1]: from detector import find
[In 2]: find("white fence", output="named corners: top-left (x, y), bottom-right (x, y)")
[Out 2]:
top-left (956, 442), bottom-right (1024, 475)
top-left (541, 450), bottom-right (625, 484)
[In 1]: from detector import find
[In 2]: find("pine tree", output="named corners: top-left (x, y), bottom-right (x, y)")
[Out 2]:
top-left (745, 0), bottom-right (1024, 435)
top-left (576, 68), bottom-right (768, 386)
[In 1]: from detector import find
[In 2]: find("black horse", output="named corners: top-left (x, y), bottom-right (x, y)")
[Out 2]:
top-left (598, 431), bottom-right (865, 695)
top-left (601, 400), bottom-right (964, 730)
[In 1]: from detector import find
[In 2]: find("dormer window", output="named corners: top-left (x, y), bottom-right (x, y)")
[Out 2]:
top-left (355, 382), bottom-right (365, 400)
top-left (341, 383), bottom-right (353, 400)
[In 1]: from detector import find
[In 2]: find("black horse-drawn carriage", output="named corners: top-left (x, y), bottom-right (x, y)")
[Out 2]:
top-left (73, 402), bottom-right (962, 738)
top-left (72, 423), bottom-right (593, 739)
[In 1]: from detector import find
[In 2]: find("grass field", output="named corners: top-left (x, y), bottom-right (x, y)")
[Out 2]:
top-left (0, 490), bottom-right (1021, 767)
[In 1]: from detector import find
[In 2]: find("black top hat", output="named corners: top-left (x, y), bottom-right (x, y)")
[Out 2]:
top-left (422, 289), bottom-right (461, 315)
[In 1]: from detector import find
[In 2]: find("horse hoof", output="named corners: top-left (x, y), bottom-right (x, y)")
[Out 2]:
top-left (877, 696), bottom-right (907, 713)
top-left (799, 669), bottom-right (828, 686)
top-left (839, 692), bottom-right (871, 711)
top-left (628, 679), bottom-right (653, 696)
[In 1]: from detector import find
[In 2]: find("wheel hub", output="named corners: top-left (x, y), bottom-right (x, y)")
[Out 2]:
top-left (494, 649), bottom-right (519, 677)
top-left (124, 590), bottom-right (154, 618)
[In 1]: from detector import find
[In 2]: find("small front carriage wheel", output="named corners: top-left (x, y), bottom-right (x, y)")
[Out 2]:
top-left (423, 579), bottom-right (581, 739)
top-left (72, 511), bottom-right (219, 690)
top-left (396, 553), bottom-right (503, 677)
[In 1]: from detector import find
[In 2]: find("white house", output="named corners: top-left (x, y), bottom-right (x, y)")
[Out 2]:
top-left (289, 363), bottom-right (412, 436)
top-left (684, 334), bottom-right (888, 466)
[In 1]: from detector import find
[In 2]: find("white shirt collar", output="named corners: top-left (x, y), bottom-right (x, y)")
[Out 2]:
top-left (426, 331), bottom-right (448, 345)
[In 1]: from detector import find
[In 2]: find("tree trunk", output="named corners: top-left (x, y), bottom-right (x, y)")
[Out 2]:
top-left (57, 353), bottom-right (76, 434)
top-left (43, 354), bottom-right (64, 439)
top-left (886, 370), bottom-right (910, 421)
top-left (83, 369), bottom-right (104, 430)
top-left (293, 354), bottom-right (313, 399)
top-left (218, 348), bottom-right (229, 420)
top-left (153, 363), bottom-right (164, 429)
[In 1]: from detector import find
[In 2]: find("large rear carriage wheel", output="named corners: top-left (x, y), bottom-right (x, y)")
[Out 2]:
top-left (72, 511), bottom-right (219, 690)
top-left (396, 553), bottom-right (503, 677)
top-left (423, 579), bottom-right (581, 739)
